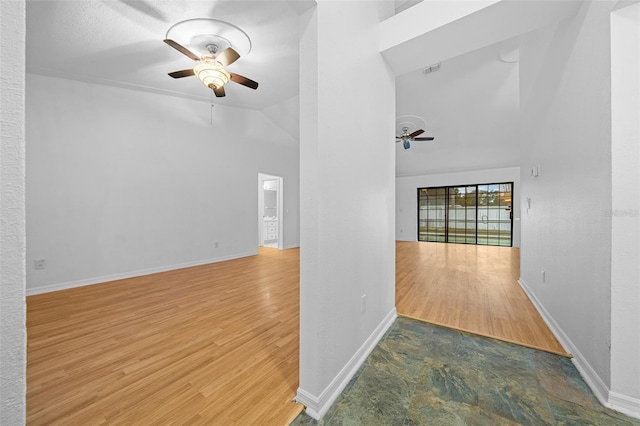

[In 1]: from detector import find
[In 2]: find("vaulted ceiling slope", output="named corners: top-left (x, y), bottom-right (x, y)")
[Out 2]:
top-left (26, 1), bottom-right (306, 110)
top-left (27, 0), bottom-right (579, 178)
top-left (395, 38), bottom-right (520, 177)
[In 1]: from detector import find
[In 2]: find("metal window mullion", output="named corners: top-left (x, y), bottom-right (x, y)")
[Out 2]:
top-left (474, 184), bottom-right (478, 244)
top-left (445, 187), bottom-right (449, 243)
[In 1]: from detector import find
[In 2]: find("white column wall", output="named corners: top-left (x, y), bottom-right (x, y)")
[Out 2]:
top-left (518, 0), bottom-right (617, 406)
top-left (26, 74), bottom-right (299, 294)
top-left (610, 1), bottom-right (640, 411)
top-left (298, 1), bottom-right (396, 419)
top-left (0, 0), bottom-right (27, 423)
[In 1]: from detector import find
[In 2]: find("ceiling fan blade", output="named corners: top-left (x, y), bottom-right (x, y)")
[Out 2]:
top-left (213, 86), bottom-right (226, 97)
top-left (413, 137), bottom-right (435, 141)
top-left (216, 47), bottom-right (240, 67)
top-left (163, 39), bottom-right (200, 61)
top-left (229, 73), bottom-right (259, 90)
top-left (408, 129), bottom-right (425, 138)
top-left (168, 69), bottom-right (195, 78)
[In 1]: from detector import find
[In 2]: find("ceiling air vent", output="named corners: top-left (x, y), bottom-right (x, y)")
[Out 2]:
top-left (423, 63), bottom-right (441, 75)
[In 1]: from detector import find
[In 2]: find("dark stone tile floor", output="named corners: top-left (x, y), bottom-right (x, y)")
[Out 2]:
top-left (291, 317), bottom-right (640, 426)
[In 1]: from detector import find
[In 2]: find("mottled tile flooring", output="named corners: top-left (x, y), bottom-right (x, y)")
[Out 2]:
top-left (291, 317), bottom-right (639, 426)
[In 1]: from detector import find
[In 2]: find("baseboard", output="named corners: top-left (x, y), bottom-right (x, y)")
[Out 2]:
top-left (517, 278), bottom-right (573, 354)
top-left (570, 344), bottom-right (611, 409)
top-left (281, 243), bottom-right (300, 250)
top-left (26, 250), bottom-right (259, 296)
top-left (517, 278), bottom-right (609, 403)
top-left (608, 391), bottom-right (640, 420)
top-left (296, 307), bottom-right (398, 420)
top-left (517, 278), bottom-right (627, 414)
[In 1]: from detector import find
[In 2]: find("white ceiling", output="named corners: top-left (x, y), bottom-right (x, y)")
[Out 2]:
top-left (26, 0), bottom-right (304, 110)
top-left (395, 38), bottom-right (521, 177)
top-left (26, 0), bottom-right (521, 177)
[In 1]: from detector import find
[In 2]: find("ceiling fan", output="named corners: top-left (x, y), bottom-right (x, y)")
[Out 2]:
top-left (163, 38), bottom-right (258, 98)
top-left (396, 127), bottom-right (435, 150)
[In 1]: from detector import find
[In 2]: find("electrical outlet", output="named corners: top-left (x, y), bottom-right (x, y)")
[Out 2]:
top-left (34, 259), bottom-right (47, 270)
top-left (541, 270), bottom-right (546, 283)
top-left (214, 242), bottom-right (219, 248)
top-left (361, 294), bottom-right (366, 314)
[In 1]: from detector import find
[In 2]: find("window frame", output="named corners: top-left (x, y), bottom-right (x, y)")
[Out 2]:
top-left (416, 182), bottom-right (514, 247)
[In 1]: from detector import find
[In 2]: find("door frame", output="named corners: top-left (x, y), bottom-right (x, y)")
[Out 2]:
top-left (258, 173), bottom-right (284, 249)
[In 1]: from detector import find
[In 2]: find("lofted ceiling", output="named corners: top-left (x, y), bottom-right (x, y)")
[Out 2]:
top-left (26, 0), bottom-right (306, 110)
top-left (26, 0), bottom-right (521, 178)
top-left (395, 38), bottom-right (521, 177)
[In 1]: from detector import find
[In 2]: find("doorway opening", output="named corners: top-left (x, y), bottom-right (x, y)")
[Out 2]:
top-left (258, 173), bottom-right (284, 249)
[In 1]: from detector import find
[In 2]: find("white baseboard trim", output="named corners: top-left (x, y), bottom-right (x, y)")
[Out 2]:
top-left (295, 307), bottom-right (398, 420)
top-left (281, 243), bottom-right (300, 250)
top-left (517, 278), bottom-right (573, 355)
top-left (608, 391), bottom-right (640, 420)
top-left (517, 278), bottom-right (610, 405)
top-left (518, 277), bottom-right (640, 419)
top-left (570, 345), bottom-right (611, 409)
top-left (26, 250), bottom-right (259, 296)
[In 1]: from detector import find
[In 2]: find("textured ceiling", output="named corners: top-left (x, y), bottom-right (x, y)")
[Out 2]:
top-left (26, 0), bottom-right (521, 178)
top-left (26, 1), bottom-right (304, 110)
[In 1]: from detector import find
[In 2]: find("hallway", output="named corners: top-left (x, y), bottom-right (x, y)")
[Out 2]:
top-left (396, 241), bottom-right (568, 356)
top-left (291, 317), bottom-right (638, 425)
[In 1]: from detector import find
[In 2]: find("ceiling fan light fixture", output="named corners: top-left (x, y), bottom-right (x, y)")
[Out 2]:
top-left (164, 19), bottom-right (259, 97)
top-left (193, 61), bottom-right (230, 89)
top-left (403, 140), bottom-right (411, 150)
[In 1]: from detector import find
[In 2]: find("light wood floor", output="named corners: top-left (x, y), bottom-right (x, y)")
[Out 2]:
top-left (28, 241), bottom-right (568, 425)
top-left (396, 241), bottom-right (569, 356)
top-left (27, 247), bottom-right (303, 425)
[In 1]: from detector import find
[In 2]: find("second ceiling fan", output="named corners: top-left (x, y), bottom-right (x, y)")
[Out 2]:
top-left (396, 127), bottom-right (435, 150)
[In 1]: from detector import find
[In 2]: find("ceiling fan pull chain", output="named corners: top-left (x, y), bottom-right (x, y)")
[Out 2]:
top-left (210, 91), bottom-right (214, 126)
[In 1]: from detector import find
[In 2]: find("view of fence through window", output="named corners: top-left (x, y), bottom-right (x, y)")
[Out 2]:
top-left (418, 183), bottom-right (513, 247)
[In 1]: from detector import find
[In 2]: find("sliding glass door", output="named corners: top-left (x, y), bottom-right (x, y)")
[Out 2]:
top-left (448, 186), bottom-right (477, 244)
top-left (417, 182), bottom-right (513, 247)
top-left (418, 187), bottom-right (446, 242)
top-left (477, 183), bottom-right (512, 246)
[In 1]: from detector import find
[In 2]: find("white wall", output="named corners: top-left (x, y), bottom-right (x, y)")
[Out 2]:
top-left (396, 167), bottom-right (521, 247)
top-left (297, 1), bottom-right (397, 419)
top-left (518, 0), bottom-right (622, 409)
top-left (380, 0), bottom-right (581, 77)
top-left (26, 74), bottom-right (299, 294)
top-left (395, 40), bottom-right (520, 177)
top-left (262, 95), bottom-right (299, 143)
top-left (610, 1), bottom-right (640, 411)
top-left (0, 1), bottom-right (27, 423)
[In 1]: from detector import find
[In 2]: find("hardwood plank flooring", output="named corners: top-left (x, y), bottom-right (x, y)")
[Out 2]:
top-left (28, 241), bottom-right (568, 425)
top-left (27, 247), bottom-right (303, 425)
top-left (396, 241), bottom-right (569, 356)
